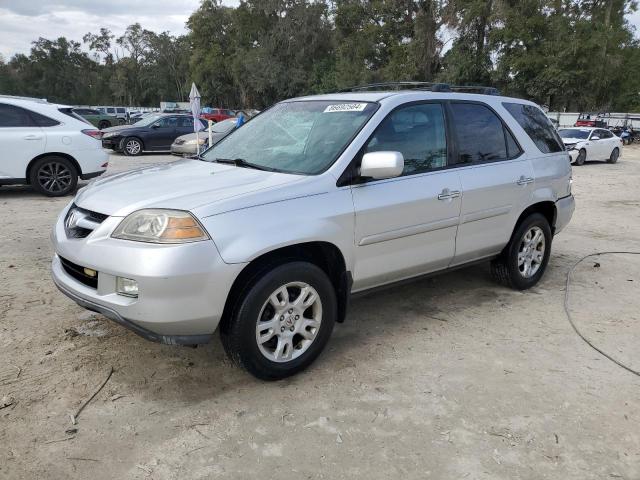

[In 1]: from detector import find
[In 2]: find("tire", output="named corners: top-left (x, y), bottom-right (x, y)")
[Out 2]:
top-left (608, 147), bottom-right (619, 164)
top-left (98, 120), bottom-right (111, 129)
top-left (574, 148), bottom-right (586, 166)
top-left (490, 213), bottom-right (552, 290)
top-left (117, 118), bottom-right (126, 125)
top-left (122, 137), bottom-right (143, 156)
top-left (29, 156), bottom-right (78, 197)
top-left (220, 261), bottom-right (337, 380)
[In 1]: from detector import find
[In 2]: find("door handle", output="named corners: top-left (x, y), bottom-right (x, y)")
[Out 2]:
top-left (437, 189), bottom-right (461, 200)
top-left (23, 135), bottom-right (43, 140)
top-left (516, 176), bottom-right (534, 186)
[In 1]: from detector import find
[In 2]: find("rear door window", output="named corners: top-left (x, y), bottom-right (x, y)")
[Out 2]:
top-left (179, 117), bottom-right (194, 128)
top-left (502, 102), bottom-right (563, 154)
top-left (0, 104), bottom-right (58, 127)
top-left (449, 102), bottom-right (518, 163)
top-left (0, 104), bottom-right (36, 127)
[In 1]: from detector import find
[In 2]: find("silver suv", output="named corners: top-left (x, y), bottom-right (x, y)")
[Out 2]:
top-left (51, 85), bottom-right (575, 380)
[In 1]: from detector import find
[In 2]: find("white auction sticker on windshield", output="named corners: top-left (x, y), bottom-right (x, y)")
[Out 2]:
top-left (324, 103), bottom-right (368, 113)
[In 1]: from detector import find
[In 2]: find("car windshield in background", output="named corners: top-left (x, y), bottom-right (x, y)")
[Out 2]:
top-left (201, 101), bottom-right (378, 174)
top-left (559, 129), bottom-right (591, 139)
top-left (212, 118), bottom-right (238, 133)
top-left (133, 114), bottom-right (164, 127)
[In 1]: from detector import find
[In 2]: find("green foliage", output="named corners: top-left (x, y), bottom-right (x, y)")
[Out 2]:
top-left (1, 0), bottom-right (639, 111)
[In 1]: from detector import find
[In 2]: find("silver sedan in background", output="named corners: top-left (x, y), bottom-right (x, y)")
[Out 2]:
top-left (171, 118), bottom-right (239, 156)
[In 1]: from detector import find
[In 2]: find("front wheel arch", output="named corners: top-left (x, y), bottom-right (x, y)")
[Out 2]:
top-left (121, 136), bottom-right (144, 155)
top-left (219, 242), bottom-right (350, 336)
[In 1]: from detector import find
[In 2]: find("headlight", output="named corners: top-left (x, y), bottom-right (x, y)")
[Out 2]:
top-left (112, 209), bottom-right (209, 243)
top-left (103, 132), bottom-right (117, 139)
top-left (184, 138), bottom-right (206, 145)
top-left (564, 143), bottom-right (577, 150)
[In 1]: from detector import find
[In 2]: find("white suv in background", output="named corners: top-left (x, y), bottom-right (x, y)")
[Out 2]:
top-left (0, 96), bottom-right (108, 196)
top-left (51, 84), bottom-right (575, 380)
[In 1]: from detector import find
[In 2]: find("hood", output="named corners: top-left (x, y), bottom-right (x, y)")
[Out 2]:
top-left (74, 159), bottom-right (310, 218)
top-left (561, 137), bottom-right (586, 144)
top-left (101, 124), bottom-right (134, 134)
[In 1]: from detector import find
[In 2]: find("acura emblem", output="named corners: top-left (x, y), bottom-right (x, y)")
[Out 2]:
top-left (65, 209), bottom-right (84, 230)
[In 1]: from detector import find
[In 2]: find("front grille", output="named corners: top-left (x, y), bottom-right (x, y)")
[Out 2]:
top-left (59, 257), bottom-right (98, 289)
top-left (64, 204), bottom-right (108, 239)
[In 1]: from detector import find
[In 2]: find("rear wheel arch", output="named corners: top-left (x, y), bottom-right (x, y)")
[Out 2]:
top-left (26, 152), bottom-right (81, 182)
top-left (514, 201), bottom-right (556, 236)
top-left (219, 241), bottom-right (351, 334)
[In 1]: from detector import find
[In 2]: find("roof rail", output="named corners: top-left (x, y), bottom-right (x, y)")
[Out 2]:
top-left (0, 94), bottom-right (49, 103)
top-left (337, 82), bottom-right (500, 96)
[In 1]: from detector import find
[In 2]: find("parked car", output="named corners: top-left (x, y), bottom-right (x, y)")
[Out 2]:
top-left (94, 106), bottom-right (128, 124)
top-left (0, 95), bottom-right (108, 196)
top-left (101, 114), bottom-right (208, 156)
top-left (128, 111), bottom-right (155, 124)
top-left (201, 108), bottom-right (235, 123)
top-left (171, 117), bottom-right (240, 156)
top-left (558, 127), bottom-right (622, 165)
top-left (51, 86), bottom-right (574, 379)
top-left (73, 108), bottom-right (119, 129)
top-left (574, 112), bottom-right (608, 128)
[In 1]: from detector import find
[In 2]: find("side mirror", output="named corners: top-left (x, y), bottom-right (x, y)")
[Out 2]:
top-left (591, 135), bottom-right (600, 140)
top-left (151, 124), bottom-right (160, 129)
top-left (360, 151), bottom-right (404, 180)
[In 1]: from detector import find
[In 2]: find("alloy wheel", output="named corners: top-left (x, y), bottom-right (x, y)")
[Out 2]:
top-left (255, 282), bottom-right (322, 363)
top-left (125, 139), bottom-right (141, 155)
top-left (517, 226), bottom-right (545, 278)
top-left (37, 161), bottom-right (73, 194)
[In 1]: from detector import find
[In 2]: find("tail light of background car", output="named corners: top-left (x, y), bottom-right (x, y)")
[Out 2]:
top-left (82, 129), bottom-right (103, 140)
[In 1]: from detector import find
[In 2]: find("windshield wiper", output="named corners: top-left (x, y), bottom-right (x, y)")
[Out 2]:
top-left (214, 157), bottom-right (273, 171)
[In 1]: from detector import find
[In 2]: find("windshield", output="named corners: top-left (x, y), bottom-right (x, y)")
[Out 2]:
top-left (559, 129), bottom-right (590, 140)
top-left (133, 114), bottom-right (164, 127)
top-left (201, 100), bottom-right (377, 174)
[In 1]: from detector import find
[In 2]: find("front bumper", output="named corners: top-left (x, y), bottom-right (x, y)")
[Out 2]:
top-left (101, 137), bottom-right (121, 150)
top-left (170, 143), bottom-right (198, 156)
top-left (51, 203), bottom-right (246, 343)
top-left (555, 194), bottom-right (575, 234)
top-left (567, 149), bottom-right (579, 162)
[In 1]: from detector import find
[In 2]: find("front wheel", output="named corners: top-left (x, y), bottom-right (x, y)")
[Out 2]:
top-left (574, 148), bottom-right (586, 166)
top-left (491, 213), bottom-right (552, 290)
top-left (221, 262), bottom-right (337, 380)
top-left (608, 147), bottom-right (619, 164)
top-left (122, 137), bottom-right (143, 156)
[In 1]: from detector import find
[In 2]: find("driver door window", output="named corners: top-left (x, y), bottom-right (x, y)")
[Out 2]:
top-left (364, 103), bottom-right (447, 175)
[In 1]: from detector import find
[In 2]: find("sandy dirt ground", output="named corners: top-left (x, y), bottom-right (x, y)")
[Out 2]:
top-left (1, 147), bottom-right (639, 479)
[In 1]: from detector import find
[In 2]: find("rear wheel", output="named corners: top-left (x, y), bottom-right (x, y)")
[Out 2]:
top-left (491, 213), bottom-right (552, 290)
top-left (220, 261), bottom-right (337, 380)
top-left (574, 148), bottom-right (586, 166)
top-left (122, 137), bottom-right (143, 156)
top-left (608, 147), bottom-right (619, 164)
top-left (29, 156), bottom-right (78, 196)
top-left (98, 120), bottom-right (111, 129)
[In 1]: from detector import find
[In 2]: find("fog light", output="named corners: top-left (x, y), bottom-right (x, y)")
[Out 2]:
top-left (116, 277), bottom-right (138, 297)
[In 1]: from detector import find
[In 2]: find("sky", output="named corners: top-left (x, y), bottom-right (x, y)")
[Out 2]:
top-left (0, 0), bottom-right (235, 60)
top-left (0, 0), bottom-right (639, 60)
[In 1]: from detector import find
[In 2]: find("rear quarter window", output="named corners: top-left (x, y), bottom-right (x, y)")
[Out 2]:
top-left (503, 102), bottom-right (564, 154)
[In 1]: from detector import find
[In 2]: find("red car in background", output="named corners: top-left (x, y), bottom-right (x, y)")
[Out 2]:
top-left (575, 112), bottom-right (608, 128)
top-left (200, 108), bottom-right (235, 123)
